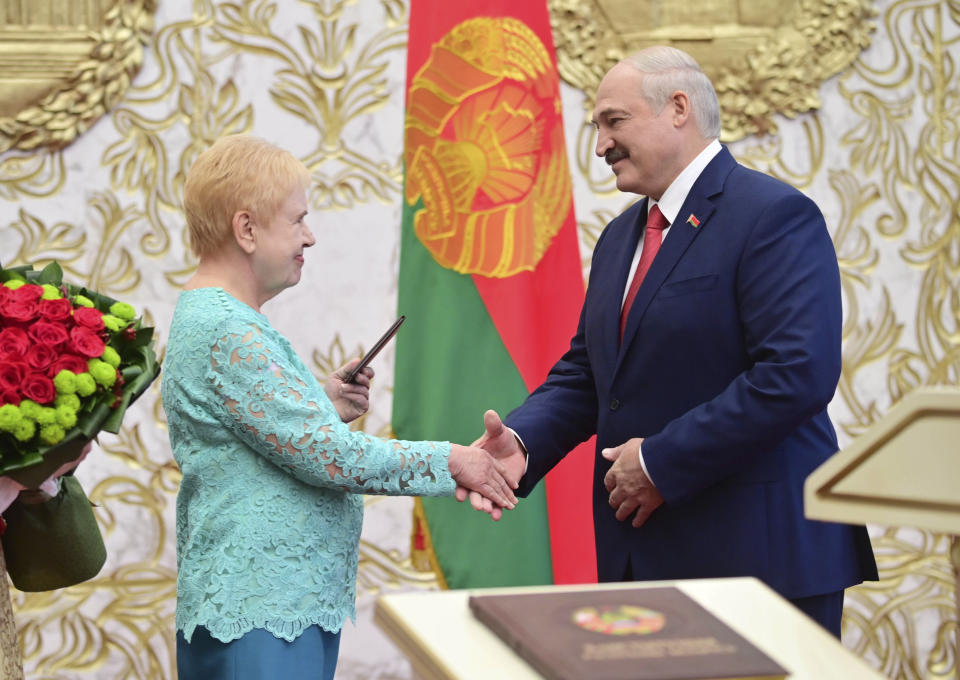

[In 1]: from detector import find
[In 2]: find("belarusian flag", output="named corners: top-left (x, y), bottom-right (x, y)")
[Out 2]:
top-left (393, 0), bottom-right (596, 587)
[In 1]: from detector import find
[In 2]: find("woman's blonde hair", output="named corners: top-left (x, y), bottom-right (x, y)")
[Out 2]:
top-left (183, 134), bottom-right (310, 258)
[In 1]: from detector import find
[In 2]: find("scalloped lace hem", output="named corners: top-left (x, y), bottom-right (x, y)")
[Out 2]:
top-left (178, 610), bottom-right (353, 644)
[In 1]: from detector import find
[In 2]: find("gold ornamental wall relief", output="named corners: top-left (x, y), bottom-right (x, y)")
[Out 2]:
top-left (0, 0), bottom-right (156, 153)
top-left (548, 0), bottom-right (877, 142)
top-left (404, 17), bottom-right (572, 277)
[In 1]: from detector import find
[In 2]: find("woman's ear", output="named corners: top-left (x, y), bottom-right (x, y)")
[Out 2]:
top-left (233, 211), bottom-right (256, 254)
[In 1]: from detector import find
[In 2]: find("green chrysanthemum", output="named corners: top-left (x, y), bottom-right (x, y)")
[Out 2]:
top-left (13, 419), bottom-right (35, 442)
top-left (101, 346), bottom-right (121, 368)
top-left (54, 393), bottom-right (82, 411)
top-left (0, 404), bottom-right (21, 432)
top-left (53, 370), bottom-right (79, 394)
top-left (18, 400), bottom-right (41, 421)
top-left (41, 284), bottom-right (62, 300)
top-left (75, 373), bottom-right (97, 397)
top-left (101, 314), bottom-right (126, 332)
top-left (109, 301), bottom-right (136, 321)
top-left (35, 407), bottom-right (57, 426)
top-left (4, 280), bottom-right (25, 291)
top-left (72, 294), bottom-right (94, 308)
top-left (39, 423), bottom-right (66, 445)
top-left (54, 406), bottom-right (78, 429)
top-left (88, 359), bottom-right (117, 388)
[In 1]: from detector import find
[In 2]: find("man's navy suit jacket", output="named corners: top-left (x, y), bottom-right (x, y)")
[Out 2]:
top-left (506, 147), bottom-right (878, 598)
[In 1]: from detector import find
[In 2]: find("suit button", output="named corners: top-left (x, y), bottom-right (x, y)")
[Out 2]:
top-left (610, 399), bottom-right (620, 411)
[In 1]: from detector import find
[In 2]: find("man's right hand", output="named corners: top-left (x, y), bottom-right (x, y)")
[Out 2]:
top-left (455, 410), bottom-right (526, 520)
top-left (447, 443), bottom-right (517, 514)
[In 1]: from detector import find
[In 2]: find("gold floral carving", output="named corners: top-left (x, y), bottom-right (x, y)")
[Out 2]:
top-left (548, 0), bottom-right (877, 141)
top-left (209, 0), bottom-right (408, 210)
top-left (720, 2), bottom-right (959, 675)
top-left (0, 0), bottom-right (157, 153)
top-left (404, 17), bottom-right (572, 276)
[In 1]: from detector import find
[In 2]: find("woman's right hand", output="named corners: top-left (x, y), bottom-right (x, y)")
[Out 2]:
top-left (447, 444), bottom-right (518, 515)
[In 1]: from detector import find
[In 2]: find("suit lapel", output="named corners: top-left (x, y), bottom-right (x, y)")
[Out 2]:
top-left (616, 148), bottom-right (736, 362)
top-left (591, 200), bottom-right (646, 372)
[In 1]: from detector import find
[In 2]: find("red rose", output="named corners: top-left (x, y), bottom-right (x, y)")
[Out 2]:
top-left (69, 326), bottom-right (106, 358)
top-left (12, 284), bottom-right (43, 303)
top-left (0, 287), bottom-right (10, 304)
top-left (21, 371), bottom-right (56, 404)
top-left (38, 297), bottom-right (73, 322)
top-left (26, 344), bottom-right (58, 371)
top-left (0, 361), bottom-right (29, 391)
top-left (0, 297), bottom-right (38, 324)
top-left (28, 320), bottom-right (70, 349)
top-left (47, 354), bottom-right (90, 377)
top-left (0, 327), bottom-right (30, 359)
top-left (0, 388), bottom-right (20, 406)
top-left (73, 306), bottom-right (105, 331)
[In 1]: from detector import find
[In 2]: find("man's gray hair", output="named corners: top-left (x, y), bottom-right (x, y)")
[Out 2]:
top-left (622, 46), bottom-right (721, 139)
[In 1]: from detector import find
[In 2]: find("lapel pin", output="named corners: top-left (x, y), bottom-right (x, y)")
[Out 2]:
top-left (687, 214), bottom-right (700, 228)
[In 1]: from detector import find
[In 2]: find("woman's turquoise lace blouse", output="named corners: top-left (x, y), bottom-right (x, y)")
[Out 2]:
top-left (161, 288), bottom-right (455, 643)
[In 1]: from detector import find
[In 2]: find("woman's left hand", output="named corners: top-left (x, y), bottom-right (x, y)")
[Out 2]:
top-left (325, 359), bottom-right (373, 423)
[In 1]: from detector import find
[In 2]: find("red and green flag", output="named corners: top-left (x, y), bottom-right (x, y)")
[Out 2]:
top-left (393, 0), bottom-right (597, 588)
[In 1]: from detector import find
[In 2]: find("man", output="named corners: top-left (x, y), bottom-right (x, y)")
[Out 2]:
top-left (463, 45), bottom-right (878, 637)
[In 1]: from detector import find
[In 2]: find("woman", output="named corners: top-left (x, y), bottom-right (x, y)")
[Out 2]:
top-left (161, 134), bottom-right (516, 679)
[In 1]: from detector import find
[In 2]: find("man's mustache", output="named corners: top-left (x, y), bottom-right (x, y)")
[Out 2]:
top-left (605, 149), bottom-right (628, 166)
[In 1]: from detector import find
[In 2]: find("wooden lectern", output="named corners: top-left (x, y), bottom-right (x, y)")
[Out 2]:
top-left (804, 387), bottom-right (960, 665)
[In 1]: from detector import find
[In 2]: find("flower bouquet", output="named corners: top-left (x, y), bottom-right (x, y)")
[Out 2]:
top-left (0, 260), bottom-right (161, 592)
top-left (0, 261), bottom-right (160, 487)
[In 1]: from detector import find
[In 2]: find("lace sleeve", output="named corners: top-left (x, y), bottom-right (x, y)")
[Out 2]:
top-left (205, 322), bottom-right (454, 496)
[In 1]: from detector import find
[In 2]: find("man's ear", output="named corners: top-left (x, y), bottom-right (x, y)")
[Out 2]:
top-left (670, 90), bottom-right (691, 126)
top-left (233, 211), bottom-right (256, 254)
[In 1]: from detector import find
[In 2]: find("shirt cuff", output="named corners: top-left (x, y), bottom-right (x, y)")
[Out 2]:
top-left (506, 426), bottom-right (530, 474)
top-left (638, 442), bottom-right (656, 488)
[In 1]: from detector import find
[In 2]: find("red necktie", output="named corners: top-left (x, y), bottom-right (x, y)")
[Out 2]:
top-left (619, 204), bottom-right (669, 341)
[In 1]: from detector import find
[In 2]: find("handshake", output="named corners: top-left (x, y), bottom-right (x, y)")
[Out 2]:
top-left (330, 362), bottom-right (520, 519)
top-left (332, 358), bottom-right (662, 526)
top-left (447, 410), bottom-right (525, 521)
top-left (446, 411), bottom-right (666, 528)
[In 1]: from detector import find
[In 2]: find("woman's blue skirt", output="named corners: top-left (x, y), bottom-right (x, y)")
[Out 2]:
top-left (176, 624), bottom-right (341, 680)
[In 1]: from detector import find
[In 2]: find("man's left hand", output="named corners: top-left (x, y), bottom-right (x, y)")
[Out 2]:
top-left (602, 438), bottom-right (664, 528)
